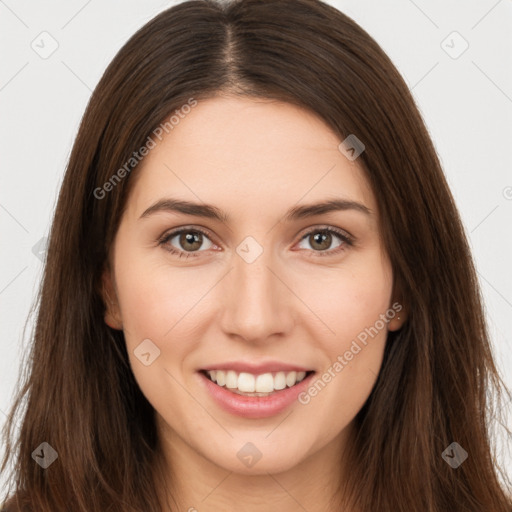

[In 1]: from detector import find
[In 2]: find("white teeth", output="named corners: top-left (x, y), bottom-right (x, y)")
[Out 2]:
top-left (238, 372), bottom-right (256, 392)
top-left (274, 372), bottom-right (287, 390)
top-left (285, 371), bottom-right (297, 387)
top-left (216, 370), bottom-right (226, 387)
top-left (205, 369), bottom-right (309, 394)
top-left (225, 370), bottom-right (238, 389)
top-left (255, 373), bottom-right (274, 393)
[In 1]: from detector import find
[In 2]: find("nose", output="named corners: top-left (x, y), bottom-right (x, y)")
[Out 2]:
top-left (218, 244), bottom-right (295, 344)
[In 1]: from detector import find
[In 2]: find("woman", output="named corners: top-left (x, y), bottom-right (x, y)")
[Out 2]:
top-left (2, 0), bottom-right (511, 510)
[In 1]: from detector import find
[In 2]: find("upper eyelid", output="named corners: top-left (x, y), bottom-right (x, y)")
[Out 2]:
top-left (161, 225), bottom-right (216, 244)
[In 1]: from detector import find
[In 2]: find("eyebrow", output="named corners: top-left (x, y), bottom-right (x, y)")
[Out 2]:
top-left (139, 197), bottom-right (371, 222)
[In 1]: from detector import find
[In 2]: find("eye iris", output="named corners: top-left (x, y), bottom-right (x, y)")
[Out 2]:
top-left (310, 231), bottom-right (331, 250)
top-left (179, 231), bottom-right (202, 251)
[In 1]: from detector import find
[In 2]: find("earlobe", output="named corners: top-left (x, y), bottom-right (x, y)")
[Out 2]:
top-left (388, 281), bottom-right (407, 331)
top-left (388, 311), bottom-right (407, 331)
top-left (101, 268), bottom-right (123, 330)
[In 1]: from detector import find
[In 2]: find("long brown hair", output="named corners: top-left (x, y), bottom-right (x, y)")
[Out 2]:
top-left (2, 0), bottom-right (511, 510)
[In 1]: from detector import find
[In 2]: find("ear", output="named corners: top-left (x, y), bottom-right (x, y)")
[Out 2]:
top-left (101, 266), bottom-right (123, 330)
top-left (387, 302), bottom-right (407, 332)
top-left (387, 280), bottom-right (407, 331)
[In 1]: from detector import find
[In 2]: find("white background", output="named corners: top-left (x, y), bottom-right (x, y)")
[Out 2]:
top-left (1, 0), bottom-right (511, 491)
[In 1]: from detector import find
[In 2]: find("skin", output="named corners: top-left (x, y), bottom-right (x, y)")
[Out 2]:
top-left (102, 95), bottom-right (406, 512)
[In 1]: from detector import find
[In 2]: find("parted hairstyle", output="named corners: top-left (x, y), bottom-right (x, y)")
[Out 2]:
top-left (2, 0), bottom-right (511, 510)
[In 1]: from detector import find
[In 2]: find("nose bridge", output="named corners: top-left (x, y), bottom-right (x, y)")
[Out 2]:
top-left (219, 239), bottom-right (293, 342)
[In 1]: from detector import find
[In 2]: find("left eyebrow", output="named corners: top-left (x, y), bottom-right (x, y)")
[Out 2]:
top-left (283, 198), bottom-right (372, 221)
top-left (138, 197), bottom-right (372, 223)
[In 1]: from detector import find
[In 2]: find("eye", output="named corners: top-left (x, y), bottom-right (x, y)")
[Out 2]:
top-left (296, 227), bottom-right (353, 256)
top-left (158, 227), bottom-right (216, 258)
top-left (158, 225), bottom-right (354, 259)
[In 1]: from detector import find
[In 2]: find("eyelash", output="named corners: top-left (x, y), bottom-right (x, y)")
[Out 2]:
top-left (157, 225), bottom-right (354, 259)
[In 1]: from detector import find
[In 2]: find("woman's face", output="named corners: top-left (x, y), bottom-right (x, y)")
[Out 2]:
top-left (103, 96), bottom-right (404, 476)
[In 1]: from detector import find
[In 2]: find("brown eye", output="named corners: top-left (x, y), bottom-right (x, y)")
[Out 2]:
top-left (160, 228), bottom-right (215, 255)
top-left (308, 231), bottom-right (333, 251)
top-left (178, 231), bottom-right (203, 251)
top-left (296, 227), bottom-right (352, 256)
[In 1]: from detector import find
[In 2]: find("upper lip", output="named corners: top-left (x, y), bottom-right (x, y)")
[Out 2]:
top-left (200, 361), bottom-right (314, 374)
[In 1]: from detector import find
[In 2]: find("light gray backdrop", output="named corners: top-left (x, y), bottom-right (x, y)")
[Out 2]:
top-left (1, 0), bottom-right (511, 491)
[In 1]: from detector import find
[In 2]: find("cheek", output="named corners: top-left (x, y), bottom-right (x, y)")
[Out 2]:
top-left (114, 248), bottom-right (208, 349)
top-left (109, 261), bottom-right (183, 409)
top-left (295, 255), bottom-right (392, 425)
top-left (295, 253), bottom-right (393, 346)
top-left (114, 256), bottom-right (200, 414)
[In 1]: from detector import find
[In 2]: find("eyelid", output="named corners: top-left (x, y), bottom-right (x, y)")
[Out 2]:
top-left (296, 224), bottom-right (353, 243)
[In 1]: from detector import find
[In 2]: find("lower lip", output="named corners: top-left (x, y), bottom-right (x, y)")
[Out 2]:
top-left (198, 371), bottom-right (315, 419)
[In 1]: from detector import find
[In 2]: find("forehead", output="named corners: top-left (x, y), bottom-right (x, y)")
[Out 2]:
top-left (125, 96), bottom-right (376, 220)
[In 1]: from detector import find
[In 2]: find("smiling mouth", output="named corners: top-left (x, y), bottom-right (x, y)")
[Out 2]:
top-left (200, 369), bottom-right (315, 397)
